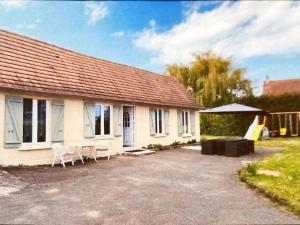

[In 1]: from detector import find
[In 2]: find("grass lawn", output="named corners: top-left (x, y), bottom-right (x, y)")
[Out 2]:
top-left (240, 137), bottom-right (300, 215)
top-left (201, 135), bottom-right (241, 140)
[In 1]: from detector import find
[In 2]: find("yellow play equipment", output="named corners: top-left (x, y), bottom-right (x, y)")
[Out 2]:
top-left (251, 124), bottom-right (264, 140)
top-left (278, 114), bottom-right (287, 136)
top-left (269, 112), bottom-right (300, 137)
top-left (244, 116), bottom-right (267, 141)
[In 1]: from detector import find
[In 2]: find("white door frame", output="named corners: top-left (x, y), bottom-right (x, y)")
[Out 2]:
top-left (123, 105), bottom-right (135, 148)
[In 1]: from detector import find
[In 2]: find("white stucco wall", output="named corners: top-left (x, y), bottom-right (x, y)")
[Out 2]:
top-left (135, 105), bottom-right (200, 148)
top-left (0, 92), bottom-right (200, 166)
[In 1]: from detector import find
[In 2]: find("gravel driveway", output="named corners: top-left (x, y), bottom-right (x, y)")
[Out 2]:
top-left (0, 147), bottom-right (299, 224)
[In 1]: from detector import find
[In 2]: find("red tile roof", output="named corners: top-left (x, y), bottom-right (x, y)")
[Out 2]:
top-left (263, 78), bottom-right (300, 96)
top-left (0, 29), bottom-right (200, 109)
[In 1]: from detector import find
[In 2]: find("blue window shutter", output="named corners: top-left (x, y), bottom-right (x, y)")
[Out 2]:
top-left (177, 109), bottom-right (183, 137)
top-left (164, 109), bottom-right (170, 135)
top-left (149, 108), bottom-right (156, 136)
top-left (4, 96), bottom-right (23, 148)
top-left (190, 111), bottom-right (196, 136)
top-left (84, 102), bottom-right (95, 138)
top-left (52, 100), bottom-right (64, 142)
top-left (113, 105), bottom-right (123, 137)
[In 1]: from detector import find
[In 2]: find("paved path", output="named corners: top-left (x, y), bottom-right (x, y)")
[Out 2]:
top-left (0, 147), bottom-right (299, 224)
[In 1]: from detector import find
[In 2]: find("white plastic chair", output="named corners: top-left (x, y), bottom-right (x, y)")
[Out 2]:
top-left (51, 143), bottom-right (74, 167)
top-left (94, 140), bottom-right (111, 161)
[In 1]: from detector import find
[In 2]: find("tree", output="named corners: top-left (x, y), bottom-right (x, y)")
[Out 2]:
top-left (166, 52), bottom-right (253, 107)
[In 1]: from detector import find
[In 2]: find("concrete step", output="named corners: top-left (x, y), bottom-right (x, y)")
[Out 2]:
top-left (124, 149), bottom-right (156, 156)
top-left (181, 145), bottom-right (202, 151)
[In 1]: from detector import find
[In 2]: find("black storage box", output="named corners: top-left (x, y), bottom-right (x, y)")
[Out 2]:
top-left (225, 139), bottom-right (251, 157)
top-left (201, 140), bottom-right (218, 155)
top-left (247, 140), bottom-right (255, 153)
top-left (202, 139), bottom-right (255, 157)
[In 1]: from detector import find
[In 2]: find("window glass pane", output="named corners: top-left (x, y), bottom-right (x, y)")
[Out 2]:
top-left (37, 100), bottom-right (46, 142)
top-left (158, 109), bottom-right (162, 133)
top-left (95, 105), bottom-right (101, 135)
top-left (104, 106), bottom-right (110, 135)
top-left (185, 111), bottom-right (189, 133)
top-left (23, 99), bottom-right (32, 143)
top-left (123, 112), bottom-right (130, 127)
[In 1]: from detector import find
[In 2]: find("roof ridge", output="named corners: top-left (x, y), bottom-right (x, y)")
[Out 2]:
top-left (0, 28), bottom-right (167, 79)
top-left (266, 77), bottom-right (300, 83)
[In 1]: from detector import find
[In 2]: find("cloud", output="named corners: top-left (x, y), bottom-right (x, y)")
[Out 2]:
top-left (149, 19), bottom-right (156, 28)
top-left (0, 0), bottom-right (28, 11)
top-left (16, 18), bottom-right (41, 29)
top-left (16, 23), bottom-right (36, 29)
top-left (111, 31), bottom-right (124, 38)
top-left (84, 1), bottom-right (108, 25)
top-left (182, 1), bottom-right (201, 16)
top-left (134, 1), bottom-right (300, 65)
top-left (182, 1), bottom-right (221, 16)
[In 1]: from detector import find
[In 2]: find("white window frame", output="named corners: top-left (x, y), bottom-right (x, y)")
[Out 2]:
top-left (95, 103), bottom-right (113, 138)
top-left (22, 99), bottom-right (49, 145)
top-left (155, 108), bottom-right (165, 135)
top-left (182, 110), bottom-right (191, 135)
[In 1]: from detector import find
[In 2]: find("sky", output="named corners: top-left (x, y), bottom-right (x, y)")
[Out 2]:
top-left (1, 1), bottom-right (300, 95)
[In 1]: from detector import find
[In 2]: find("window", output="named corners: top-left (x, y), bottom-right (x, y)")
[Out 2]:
top-left (95, 104), bottom-right (111, 136)
top-left (23, 98), bottom-right (47, 143)
top-left (155, 109), bottom-right (164, 134)
top-left (181, 110), bottom-right (190, 134)
top-left (123, 112), bottom-right (130, 127)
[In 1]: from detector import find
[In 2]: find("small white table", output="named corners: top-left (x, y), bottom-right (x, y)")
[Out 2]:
top-left (74, 143), bottom-right (98, 162)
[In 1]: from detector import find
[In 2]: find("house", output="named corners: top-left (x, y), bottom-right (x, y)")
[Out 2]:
top-left (263, 78), bottom-right (300, 96)
top-left (0, 29), bottom-right (201, 166)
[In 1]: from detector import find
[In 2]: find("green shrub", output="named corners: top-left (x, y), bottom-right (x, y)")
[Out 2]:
top-left (147, 144), bottom-right (155, 149)
top-left (246, 163), bottom-right (257, 176)
top-left (187, 139), bottom-right (197, 144)
top-left (170, 140), bottom-right (181, 146)
top-left (153, 144), bottom-right (163, 150)
top-left (147, 144), bottom-right (163, 150)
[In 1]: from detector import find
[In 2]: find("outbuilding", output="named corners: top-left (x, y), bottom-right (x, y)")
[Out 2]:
top-left (0, 29), bottom-right (200, 166)
top-left (263, 78), bottom-right (300, 137)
